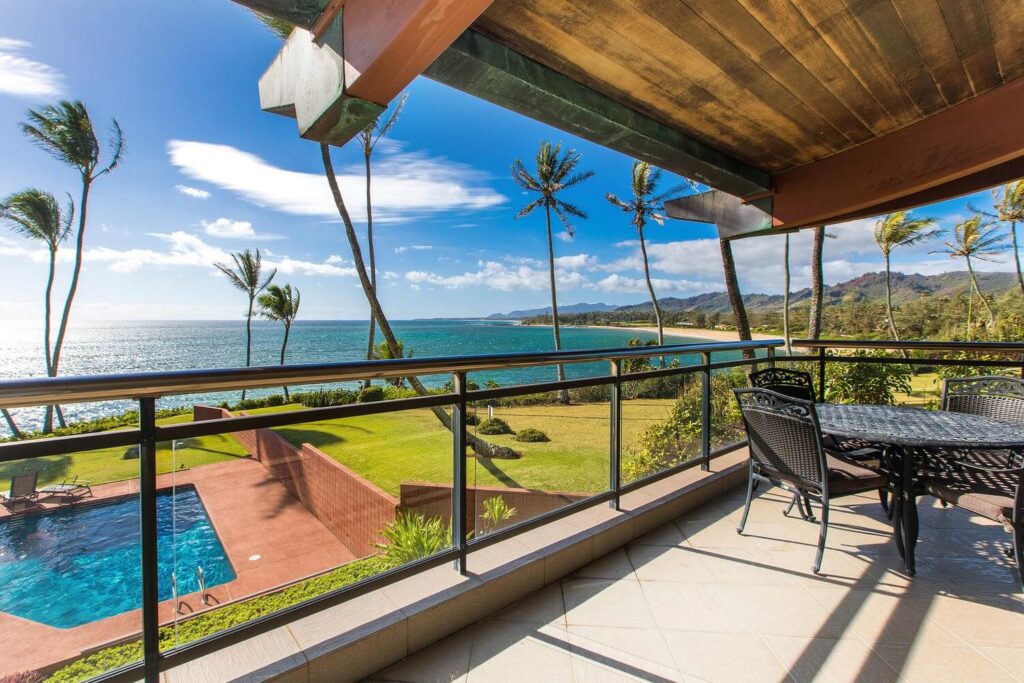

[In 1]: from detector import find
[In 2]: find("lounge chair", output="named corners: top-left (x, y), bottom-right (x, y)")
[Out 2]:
top-left (39, 475), bottom-right (92, 501)
top-left (1, 472), bottom-right (40, 511)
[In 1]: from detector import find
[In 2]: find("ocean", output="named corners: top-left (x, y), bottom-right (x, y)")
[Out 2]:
top-left (0, 319), bottom-right (725, 432)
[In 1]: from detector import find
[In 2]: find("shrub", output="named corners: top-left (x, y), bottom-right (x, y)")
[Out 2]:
top-left (825, 351), bottom-right (911, 405)
top-left (374, 511), bottom-right (450, 567)
top-left (2, 672), bottom-right (42, 683)
top-left (513, 427), bottom-right (549, 442)
top-left (292, 388), bottom-right (357, 408)
top-left (477, 495), bottom-right (517, 535)
top-left (477, 417), bottom-right (512, 435)
top-left (357, 386), bottom-right (385, 403)
top-left (265, 394), bottom-right (285, 407)
top-left (569, 384), bottom-right (611, 403)
top-left (465, 410), bottom-right (480, 426)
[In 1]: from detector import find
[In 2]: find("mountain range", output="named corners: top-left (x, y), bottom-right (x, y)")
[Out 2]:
top-left (486, 271), bottom-right (1019, 318)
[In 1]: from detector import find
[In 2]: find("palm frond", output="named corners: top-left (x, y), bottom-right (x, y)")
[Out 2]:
top-left (515, 198), bottom-right (544, 219)
top-left (0, 188), bottom-right (72, 249)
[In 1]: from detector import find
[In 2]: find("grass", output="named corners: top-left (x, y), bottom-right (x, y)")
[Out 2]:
top-left (271, 399), bottom-right (676, 496)
top-left (893, 371), bottom-right (943, 408)
top-left (45, 555), bottom-right (391, 683)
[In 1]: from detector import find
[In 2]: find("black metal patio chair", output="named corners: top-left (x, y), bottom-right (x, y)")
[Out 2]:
top-left (733, 388), bottom-right (889, 573)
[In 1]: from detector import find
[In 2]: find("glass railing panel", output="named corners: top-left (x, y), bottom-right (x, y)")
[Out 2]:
top-left (620, 371), bottom-right (699, 484)
top-left (710, 366), bottom-right (747, 452)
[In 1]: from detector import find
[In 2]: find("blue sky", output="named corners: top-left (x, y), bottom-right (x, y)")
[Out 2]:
top-left (0, 0), bottom-right (1013, 322)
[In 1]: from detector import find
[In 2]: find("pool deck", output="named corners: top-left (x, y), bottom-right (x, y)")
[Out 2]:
top-left (0, 458), bottom-right (357, 676)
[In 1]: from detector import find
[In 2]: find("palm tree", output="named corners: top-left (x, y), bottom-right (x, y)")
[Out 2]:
top-left (606, 161), bottom-right (688, 359)
top-left (874, 211), bottom-right (939, 344)
top-left (0, 189), bottom-right (73, 432)
top-left (808, 226), bottom-right (826, 340)
top-left (972, 181), bottom-right (1024, 297)
top-left (257, 283), bottom-right (300, 401)
top-left (215, 249), bottom-right (276, 400)
top-left (320, 144), bottom-right (507, 457)
top-left (21, 100), bottom-right (124, 428)
top-left (512, 142), bottom-right (594, 399)
top-left (933, 216), bottom-right (1008, 336)
top-left (719, 238), bottom-right (754, 359)
top-left (358, 94), bottom-right (407, 386)
top-left (782, 233), bottom-right (791, 356)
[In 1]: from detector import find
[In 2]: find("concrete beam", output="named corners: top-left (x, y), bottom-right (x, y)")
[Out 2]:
top-left (772, 77), bottom-right (1024, 229)
top-left (664, 191), bottom-right (788, 240)
top-left (423, 31), bottom-right (771, 200)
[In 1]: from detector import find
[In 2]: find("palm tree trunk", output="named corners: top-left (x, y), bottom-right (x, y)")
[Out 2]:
top-left (965, 271), bottom-right (974, 340)
top-left (638, 226), bottom-right (665, 367)
top-left (809, 226), bottom-right (824, 340)
top-left (242, 296), bottom-right (254, 401)
top-left (544, 204), bottom-right (569, 403)
top-left (49, 177), bottom-right (92, 429)
top-left (719, 238), bottom-right (754, 359)
top-left (321, 144), bottom-right (508, 456)
top-left (782, 234), bottom-right (791, 356)
top-left (280, 322), bottom-right (290, 401)
top-left (966, 257), bottom-right (996, 328)
top-left (2, 409), bottom-right (22, 439)
top-left (42, 247), bottom-right (57, 432)
top-left (883, 252), bottom-right (910, 359)
top-left (363, 152), bottom-right (377, 389)
top-left (1011, 221), bottom-right (1024, 297)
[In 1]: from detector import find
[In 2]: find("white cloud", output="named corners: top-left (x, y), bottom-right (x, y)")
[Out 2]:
top-left (394, 244), bottom-right (433, 254)
top-left (554, 253), bottom-right (599, 270)
top-left (325, 254), bottom-right (346, 265)
top-left (176, 185), bottom-right (211, 199)
top-left (168, 140), bottom-right (507, 224)
top-left (406, 260), bottom-right (588, 291)
top-left (555, 230), bottom-right (573, 242)
top-left (200, 217), bottom-right (282, 241)
top-left (594, 274), bottom-right (716, 294)
top-left (0, 38), bottom-right (63, 99)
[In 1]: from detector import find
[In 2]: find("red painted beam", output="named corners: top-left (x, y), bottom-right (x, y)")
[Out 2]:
top-left (338, 0), bottom-right (495, 106)
top-left (772, 77), bottom-right (1024, 229)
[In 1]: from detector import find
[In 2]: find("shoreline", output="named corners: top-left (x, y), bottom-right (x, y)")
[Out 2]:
top-left (574, 324), bottom-right (780, 343)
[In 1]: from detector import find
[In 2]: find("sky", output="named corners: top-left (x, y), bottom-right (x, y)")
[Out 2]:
top-left (0, 0), bottom-right (1015, 323)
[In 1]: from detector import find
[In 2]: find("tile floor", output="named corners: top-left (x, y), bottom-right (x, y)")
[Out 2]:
top-left (369, 485), bottom-right (1024, 682)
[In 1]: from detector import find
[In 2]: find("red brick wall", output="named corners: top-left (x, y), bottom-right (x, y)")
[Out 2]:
top-left (400, 482), bottom-right (587, 535)
top-left (193, 406), bottom-right (398, 557)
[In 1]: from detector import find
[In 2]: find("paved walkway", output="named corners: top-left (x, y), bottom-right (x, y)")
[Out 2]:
top-left (371, 486), bottom-right (1024, 682)
top-left (1, 459), bottom-right (355, 675)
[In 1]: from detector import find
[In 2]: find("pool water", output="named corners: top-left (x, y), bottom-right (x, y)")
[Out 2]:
top-left (0, 486), bottom-right (235, 628)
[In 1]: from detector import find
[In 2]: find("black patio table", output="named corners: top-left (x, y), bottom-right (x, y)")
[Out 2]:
top-left (815, 403), bottom-right (1024, 575)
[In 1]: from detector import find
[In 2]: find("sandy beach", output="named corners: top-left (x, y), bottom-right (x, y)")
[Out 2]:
top-left (580, 324), bottom-right (780, 343)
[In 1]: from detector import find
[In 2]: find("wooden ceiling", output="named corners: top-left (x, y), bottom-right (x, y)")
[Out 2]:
top-left (474, 0), bottom-right (1024, 173)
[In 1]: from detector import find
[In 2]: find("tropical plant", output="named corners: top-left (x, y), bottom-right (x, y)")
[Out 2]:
top-left (874, 212), bottom-right (940, 351)
top-left (0, 189), bottom-right (73, 434)
top-left (357, 386), bottom-right (385, 403)
top-left (606, 161), bottom-right (689, 358)
top-left (824, 351), bottom-right (911, 405)
top-left (257, 283), bottom-right (300, 400)
top-left (478, 495), bottom-right (517, 535)
top-left (513, 427), bottom-right (549, 442)
top-left (214, 249), bottom-right (276, 400)
top-left (320, 144), bottom-right (511, 457)
top-left (21, 100), bottom-right (124, 430)
top-left (719, 237), bottom-right (754, 359)
top-left (358, 94), bottom-right (407, 386)
top-left (375, 510), bottom-right (450, 567)
top-left (933, 216), bottom-right (1008, 335)
top-left (478, 417), bottom-right (513, 435)
top-left (971, 181), bottom-right (1024, 297)
top-left (512, 141), bottom-right (594, 401)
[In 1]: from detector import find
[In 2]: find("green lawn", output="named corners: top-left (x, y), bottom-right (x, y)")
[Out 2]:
top-left (0, 412), bottom-right (249, 492)
top-left (893, 371), bottom-right (943, 408)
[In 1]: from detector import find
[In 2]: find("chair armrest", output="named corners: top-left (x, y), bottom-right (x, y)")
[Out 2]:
top-left (954, 461), bottom-right (1024, 476)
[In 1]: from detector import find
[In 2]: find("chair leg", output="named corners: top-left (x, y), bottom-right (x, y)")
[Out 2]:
top-left (1014, 524), bottom-right (1024, 592)
top-left (878, 488), bottom-right (889, 515)
top-left (737, 470), bottom-right (755, 535)
top-left (813, 502), bottom-right (830, 574)
top-left (801, 495), bottom-right (816, 522)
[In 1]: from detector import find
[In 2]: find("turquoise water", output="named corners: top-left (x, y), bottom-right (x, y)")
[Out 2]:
top-left (0, 319), bottom-right (737, 430)
top-left (0, 486), bottom-right (234, 628)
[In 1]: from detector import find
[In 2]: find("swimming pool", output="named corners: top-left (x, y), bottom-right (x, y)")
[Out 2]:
top-left (0, 486), bottom-right (236, 629)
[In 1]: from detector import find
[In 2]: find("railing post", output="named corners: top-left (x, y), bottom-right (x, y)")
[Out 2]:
top-left (451, 372), bottom-right (468, 574)
top-left (609, 359), bottom-right (622, 510)
top-left (701, 351), bottom-right (711, 471)
top-left (817, 346), bottom-right (827, 402)
top-left (767, 346), bottom-right (776, 368)
top-left (139, 397), bottom-right (160, 683)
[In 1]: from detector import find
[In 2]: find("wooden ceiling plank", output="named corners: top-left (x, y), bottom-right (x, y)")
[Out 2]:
top-left (789, 0), bottom-right (921, 125)
top-left (848, 0), bottom-right (947, 115)
top-left (622, 0), bottom-right (851, 154)
top-left (514, 0), bottom-right (812, 166)
top-left (477, 1), bottom-right (799, 168)
top-left (735, 0), bottom-right (895, 136)
top-left (935, 0), bottom-right (1003, 95)
top-left (424, 30), bottom-right (771, 197)
top-left (888, 0), bottom-right (973, 106)
top-left (684, 0), bottom-right (874, 145)
top-left (984, 0), bottom-right (1024, 82)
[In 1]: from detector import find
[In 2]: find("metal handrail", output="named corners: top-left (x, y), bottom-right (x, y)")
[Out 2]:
top-left (792, 339), bottom-right (1024, 353)
top-left (0, 339), bottom-right (780, 409)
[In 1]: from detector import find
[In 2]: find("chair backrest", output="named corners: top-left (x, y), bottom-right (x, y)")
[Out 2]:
top-left (749, 368), bottom-right (817, 402)
top-left (942, 376), bottom-right (1024, 426)
top-left (8, 471), bottom-right (38, 498)
top-left (733, 388), bottom-right (826, 489)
